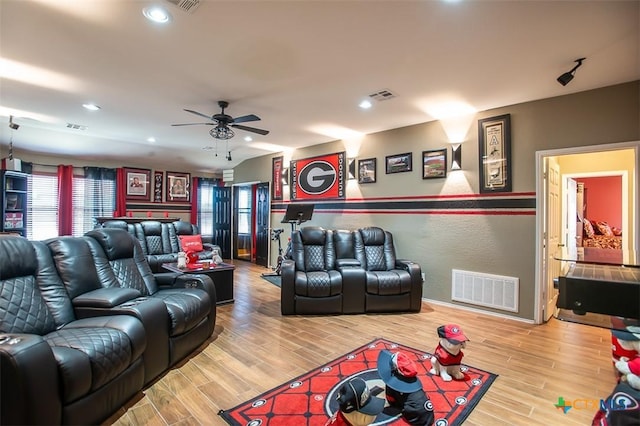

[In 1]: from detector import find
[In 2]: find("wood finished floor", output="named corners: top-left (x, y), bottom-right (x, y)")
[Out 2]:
top-left (105, 260), bottom-right (616, 426)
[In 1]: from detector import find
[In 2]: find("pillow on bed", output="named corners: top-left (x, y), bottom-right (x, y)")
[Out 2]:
top-left (595, 221), bottom-right (614, 237)
top-left (583, 218), bottom-right (595, 239)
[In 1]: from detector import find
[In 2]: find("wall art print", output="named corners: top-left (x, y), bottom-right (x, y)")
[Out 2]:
top-left (124, 167), bottom-right (151, 201)
top-left (478, 114), bottom-right (512, 193)
top-left (290, 151), bottom-right (346, 201)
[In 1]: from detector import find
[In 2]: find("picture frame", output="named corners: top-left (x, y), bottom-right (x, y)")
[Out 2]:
top-left (166, 171), bottom-right (190, 203)
top-left (272, 156), bottom-right (284, 200)
top-left (385, 152), bottom-right (412, 174)
top-left (422, 149), bottom-right (447, 179)
top-left (357, 158), bottom-right (377, 184)
top-left (153, 171), bottom-right (163, 203)
top-left (124, 167), bottom-right (151, 201)
top-left (478, 114), bottom-right (512, 193)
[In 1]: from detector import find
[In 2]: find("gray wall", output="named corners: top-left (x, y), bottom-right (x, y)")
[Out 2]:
top-left (233, 81), bottom-right (640, 320)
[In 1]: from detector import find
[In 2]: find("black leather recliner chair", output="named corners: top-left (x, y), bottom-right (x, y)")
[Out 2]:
top-left (281, 226), bottom-right (346, 315)
top-left (354, 226), bottom-right (422, 313)
top-left (84, 228), bottom-right (217, 366)
top-left (0, 236), bottom-right (146, 425)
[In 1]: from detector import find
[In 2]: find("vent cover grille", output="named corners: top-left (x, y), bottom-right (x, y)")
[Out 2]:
top-left (66, 123), bottom-right (87, 131)
top-left (368, 89), bottom-right (396, 101)
top-left (165, 0), bottom-right (201, 13)
top-left (452, 269), bottom-right (519, 312)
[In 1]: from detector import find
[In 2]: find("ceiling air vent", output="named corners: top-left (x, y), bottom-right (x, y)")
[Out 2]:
top-left (368, 89), bottom-right (397, 102)
top-left (66, 123), bottom-right (87, 131)
top-left (165, 0), bottom-right (201, 13)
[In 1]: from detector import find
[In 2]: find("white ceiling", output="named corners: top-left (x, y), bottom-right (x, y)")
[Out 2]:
top-left (1, 0), bottom-right (638, 175)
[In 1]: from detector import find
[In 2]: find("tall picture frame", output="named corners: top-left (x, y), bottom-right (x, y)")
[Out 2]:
top-left (357, 158), bottom-right (377, 184)
top-left (478, 114), bottom-right (512, 193)
top-left (124, 167), bottom-right (151, 201)
top-left (272, 156), bottom-right (284, 200)
top-left (166, 171), bottom-right (190, 203)
top-left (422, 149), bottom-right (447, 179)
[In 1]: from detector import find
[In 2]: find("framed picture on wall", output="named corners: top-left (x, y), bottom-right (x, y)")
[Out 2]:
top-left (478, 114), bottom-right (512, 193)
top-left (153, 171), bottom-right (163, 203)
top-left (385, 152), bottom-right (412, 174)
top-left (272, 156), bottom-right (284, 200)
top-left (357, 158), bottom-right (377, 184)
top-left (422, 149), bottom-right (447, 179)
top-left (166, 171), bottom-right (190, 203)
top-left (124, 167), bottom-right (151, 201)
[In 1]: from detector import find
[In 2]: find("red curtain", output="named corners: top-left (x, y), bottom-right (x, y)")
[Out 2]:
top-left (57, 165), bottom-right (74, 236)
top-left (190, 176), bottom-right (199, 225)
top-left (115, 168), bottom-right (127, 217)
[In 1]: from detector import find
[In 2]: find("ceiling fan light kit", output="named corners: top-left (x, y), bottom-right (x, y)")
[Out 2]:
top-left (172, 100), bottom-right (269, 140)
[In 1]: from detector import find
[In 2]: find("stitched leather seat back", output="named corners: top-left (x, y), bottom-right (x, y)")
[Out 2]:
top-left (355, 227), bottom-right (396, 271)
top-left (333, 229), bottom-right (356, 261)
top-left (85, 228), bottom-right (158, 295)
top-left (0, 237), bottom-right (63, 335)
top-left (291, 227), bottom-right (335, 272)
top-left (134, 221), bottom-right (174, 255)
top-left (44, 237), bottom-right (103, 299)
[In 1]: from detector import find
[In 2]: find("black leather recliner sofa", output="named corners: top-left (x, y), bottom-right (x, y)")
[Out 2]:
top-left (98, 220), bottom-right (221, 272)
top-left (0, 237), bottom-right (147, 425)
top-left (281, 226), bottom-right (422, 315)
top-left (0, 230), bottom-right (217, 425)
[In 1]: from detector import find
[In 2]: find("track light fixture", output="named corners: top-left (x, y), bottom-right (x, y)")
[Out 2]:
top-left (557, 58), bottom-right (586, 86)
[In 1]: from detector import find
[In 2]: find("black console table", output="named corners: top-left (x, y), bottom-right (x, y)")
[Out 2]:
top-left (555, 248), bottom-right (639, 327)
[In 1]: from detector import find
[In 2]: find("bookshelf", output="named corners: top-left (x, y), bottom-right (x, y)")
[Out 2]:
top-left (1, 170), bottom-right (28, 237)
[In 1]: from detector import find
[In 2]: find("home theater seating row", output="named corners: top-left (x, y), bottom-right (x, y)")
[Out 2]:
top-left (281, 226), bottom-right (423, 315)
top-left (98, 219), bottom-right (221, 272)
top-left (0, 228), bottom-right (217, 425)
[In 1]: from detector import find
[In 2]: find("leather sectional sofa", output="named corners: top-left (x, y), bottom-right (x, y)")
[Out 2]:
top-left (281, 226), bottom-right (422, 315)
top-left (0, 229), bottom-right (217, 425)
top-left (98, 220), bottom-right (221, 272)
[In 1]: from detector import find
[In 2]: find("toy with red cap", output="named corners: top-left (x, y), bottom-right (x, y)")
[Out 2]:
top-left (430, 324), bottom-right (469, 381)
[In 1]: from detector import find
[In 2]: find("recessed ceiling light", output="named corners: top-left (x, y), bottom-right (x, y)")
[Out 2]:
top-left (82, 103), bottom-right (100, 111)
top-left (359, 100), bottom-right (372, 109)
top-left (244, 136), bottom-right (253, 142)
top-left (143, 6), bottom-right (171, 23)
top-left (147, 137), bottom-right (156, 143)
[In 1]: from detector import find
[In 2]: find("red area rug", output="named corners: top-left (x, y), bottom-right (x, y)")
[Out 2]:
top-left (219, 338), bottom-right (497, 426)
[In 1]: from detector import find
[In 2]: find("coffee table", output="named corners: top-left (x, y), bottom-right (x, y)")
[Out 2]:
top-left (162, 262), bottom-right (235, 305)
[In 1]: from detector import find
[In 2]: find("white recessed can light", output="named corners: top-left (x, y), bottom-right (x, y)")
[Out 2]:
top-left (147, 137), bottom-right (156, 143)
top-left (82, 103), bottom-right (100, 111)
top-left (244, 136), bottom-right (253, 142)
top-left (143, 6), bottom-right (171, 23)
top-left (359, 100), bottom-right (372, 109)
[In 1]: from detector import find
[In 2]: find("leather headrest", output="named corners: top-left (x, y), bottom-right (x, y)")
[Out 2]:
top-left (85, 228), bottom-right (135, 260)
top-left (299, 226), bottom-right (327, 245)
top-left (101, 220), bottom-right (129, 230)
top-left (173, 220), bottom-right (194, 235)
top-left (358, 227), bottom-right (385, 245)
top-left (0, 236), bottom-right (37, 279)
top-left (138, 221), bottom-right (163, 235)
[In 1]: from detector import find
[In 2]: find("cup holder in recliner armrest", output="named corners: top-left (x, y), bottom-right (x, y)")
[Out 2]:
top-left (335, 258), bottom-right (361, 268)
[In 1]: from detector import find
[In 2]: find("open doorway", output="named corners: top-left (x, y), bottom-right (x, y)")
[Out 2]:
top-left (534, 141), bottom-right (639, 324)
top-left (231, 182), bottom-right (271, 266)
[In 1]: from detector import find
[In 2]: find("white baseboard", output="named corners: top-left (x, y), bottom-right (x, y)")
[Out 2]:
top-left (422, 298), bottom-right (535, 324)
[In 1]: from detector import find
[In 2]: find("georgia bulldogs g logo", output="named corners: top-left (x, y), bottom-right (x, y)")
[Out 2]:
top-left (290, 152), bottom-right (345, 200)
top-left (298, 161), bottom-right (336, 195)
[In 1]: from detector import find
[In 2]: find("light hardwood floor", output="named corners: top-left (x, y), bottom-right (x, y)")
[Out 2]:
top-left (106, 260), bottom-right (616, 426)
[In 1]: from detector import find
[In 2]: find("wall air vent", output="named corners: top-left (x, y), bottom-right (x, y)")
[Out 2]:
top-left (368, 89), bottom-right (397, 101)
top-left (165, 0), bottom-right (201, 13)
top-left (66, 123), bottom-right (87, 131)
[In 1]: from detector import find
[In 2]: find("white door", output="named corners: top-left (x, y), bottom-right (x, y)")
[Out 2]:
top-left (543, 157), bottom-right (562, 321)
top-left (564, 178), bottom-right (578, 259)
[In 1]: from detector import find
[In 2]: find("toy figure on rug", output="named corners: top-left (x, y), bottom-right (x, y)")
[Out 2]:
top-left (324, 377), bottom-right (385, 426)
top-left (377, 350), bottom-right (435, 425)
top-left (430, 324), bottom-right (469, 381)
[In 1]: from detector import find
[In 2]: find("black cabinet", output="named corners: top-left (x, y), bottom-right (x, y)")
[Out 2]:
top-left (1, 171), bottom-right (28, 237)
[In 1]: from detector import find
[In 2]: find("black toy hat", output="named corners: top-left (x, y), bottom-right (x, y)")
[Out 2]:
top-left (336, 377), bottom-right (385, 415)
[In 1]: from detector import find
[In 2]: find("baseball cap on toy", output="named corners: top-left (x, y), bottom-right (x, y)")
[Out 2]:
top-left (437, 324), bottom-right (469, 344)
top-left (337, 377), bottom-right (385, 415)
top-left (377, 350), bottom-right (422, 393)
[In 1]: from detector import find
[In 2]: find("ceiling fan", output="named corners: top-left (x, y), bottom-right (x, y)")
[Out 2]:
top-left (171, 100), bottom-right (269, 140)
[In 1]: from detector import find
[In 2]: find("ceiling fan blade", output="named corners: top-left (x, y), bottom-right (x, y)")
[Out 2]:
top-left (171, 123), bottom-right (215, 126)
top-left (184, 109), bottom-right (214, 120)
top-left (231, 124), bottom-right (270, 136)
top-left (232, 114), bottom-right (261, 124)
